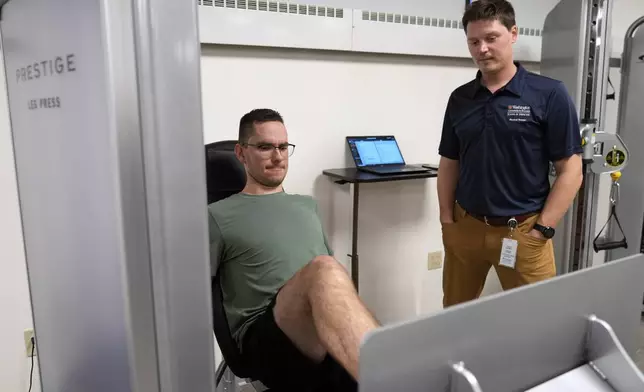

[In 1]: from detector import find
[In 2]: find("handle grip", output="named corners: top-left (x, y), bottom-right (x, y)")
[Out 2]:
top-left (593, 239), bottom-right (628, 252)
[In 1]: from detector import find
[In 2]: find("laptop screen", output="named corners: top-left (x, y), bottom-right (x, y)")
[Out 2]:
top-left (347, 136), bottom-right (405, 167)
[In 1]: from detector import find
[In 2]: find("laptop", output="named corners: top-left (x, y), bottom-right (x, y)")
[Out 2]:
top-left (346, 136), bottom-right (431, 175)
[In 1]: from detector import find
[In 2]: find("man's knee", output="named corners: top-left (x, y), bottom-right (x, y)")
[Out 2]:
top-left (280, 256), bottom-right (348, 299)
top-left (308, 255), bottom-right (349, 279)
top-left (297, 256), bottom-right (354, 292)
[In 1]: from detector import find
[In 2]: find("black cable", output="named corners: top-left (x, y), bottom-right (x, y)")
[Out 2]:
top-left (28, 337), bottom-right (35, 392)
top-left (606, 76), bottom-right (616, 100)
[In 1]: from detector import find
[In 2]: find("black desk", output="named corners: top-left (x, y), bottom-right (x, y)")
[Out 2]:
top-left (322, 167), bottom-right (438, 291)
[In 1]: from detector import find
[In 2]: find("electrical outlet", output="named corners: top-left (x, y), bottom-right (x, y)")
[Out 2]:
top-left (427, 251), bottom-right (443, 270)
top-left (24, 329), bottom-right (36, 357)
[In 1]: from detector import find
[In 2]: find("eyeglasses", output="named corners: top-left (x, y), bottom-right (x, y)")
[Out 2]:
top-left (244, 142), bottom-right (296, 157)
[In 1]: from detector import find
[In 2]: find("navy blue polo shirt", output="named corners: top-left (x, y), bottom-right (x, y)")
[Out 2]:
top-left (438, 63), bottom-right (582, 217)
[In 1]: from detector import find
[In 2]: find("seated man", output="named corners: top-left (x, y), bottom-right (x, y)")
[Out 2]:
top-left (208, 108), bottom-right (380, 391)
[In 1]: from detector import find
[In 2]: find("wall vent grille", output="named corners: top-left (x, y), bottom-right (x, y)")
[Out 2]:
top-left (360, 10), bottom-right (541, 36)
top-left (199, 0), bottom-right (344, 18)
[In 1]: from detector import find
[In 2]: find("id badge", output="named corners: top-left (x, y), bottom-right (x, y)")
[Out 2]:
top-left (499, 217), bottom-right (519, 269)
top-left (499, 237), bottom-right (518, 268)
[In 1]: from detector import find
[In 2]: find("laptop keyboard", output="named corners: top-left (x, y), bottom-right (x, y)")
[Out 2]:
top-left (378, 165), bottom-right (423, 172)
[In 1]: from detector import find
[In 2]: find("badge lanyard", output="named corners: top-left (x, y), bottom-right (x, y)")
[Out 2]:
top-left (500, 218), bottom-right (519, 269)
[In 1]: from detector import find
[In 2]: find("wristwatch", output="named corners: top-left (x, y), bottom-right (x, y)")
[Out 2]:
top-left (533, 223), bottom-right (555, 239)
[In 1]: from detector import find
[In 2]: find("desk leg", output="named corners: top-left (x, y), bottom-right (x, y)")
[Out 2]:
top-left (351, 183), bottom-right (359, 291)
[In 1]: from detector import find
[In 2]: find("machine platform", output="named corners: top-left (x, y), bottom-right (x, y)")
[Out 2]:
top-left (359, 254), bottom-right (644, 391)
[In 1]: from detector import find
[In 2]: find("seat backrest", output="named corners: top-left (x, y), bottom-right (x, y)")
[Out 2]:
top-left (205, 140), bottom-right (250, 378)
top-left (205, 140), bottom-right (246, 205)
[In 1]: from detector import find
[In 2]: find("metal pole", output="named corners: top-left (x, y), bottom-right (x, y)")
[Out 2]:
top-left (569, 0), bottom-right (613, 272)
top-left (351, 183), bottom-right (360, 291)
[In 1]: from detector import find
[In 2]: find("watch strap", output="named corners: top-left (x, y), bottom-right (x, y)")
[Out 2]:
top-left (533, 223), bottom-right (554, 237)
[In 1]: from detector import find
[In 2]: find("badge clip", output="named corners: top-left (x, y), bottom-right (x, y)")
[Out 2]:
top-left (507, 217), bottom-right (518, 237)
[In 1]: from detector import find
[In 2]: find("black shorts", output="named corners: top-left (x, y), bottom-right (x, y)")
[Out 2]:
top-left (241, 298), bottom-right (357, 392)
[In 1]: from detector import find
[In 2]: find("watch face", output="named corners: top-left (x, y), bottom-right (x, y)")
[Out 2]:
top-left (543, 227), bottom-right (555, 239)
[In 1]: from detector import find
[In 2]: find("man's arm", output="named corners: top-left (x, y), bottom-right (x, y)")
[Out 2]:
top-left (532, 82), bottom-right (584, 235)
top-left (208, 208), bottom-right (224, 276)
top-left (438, 157), bottom-right (460, 223)
top-left (314, 201), bottom-right (335, 256)
top-left (437, 98), bottom-right (460, 224)
top-left (534, 155), bottom-right (583, 230)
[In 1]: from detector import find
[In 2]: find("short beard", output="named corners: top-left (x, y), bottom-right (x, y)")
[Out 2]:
top-left (248, 170), bottom-right (284, 189)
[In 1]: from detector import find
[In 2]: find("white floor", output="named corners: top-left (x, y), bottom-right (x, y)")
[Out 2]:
top-left (525, 365), bottom-right (615, 392)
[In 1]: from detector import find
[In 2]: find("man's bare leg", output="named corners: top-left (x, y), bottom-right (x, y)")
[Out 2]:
top-left (273, 255), bottom-right (380, 380)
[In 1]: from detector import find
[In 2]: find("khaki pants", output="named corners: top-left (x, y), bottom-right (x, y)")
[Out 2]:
top-left (442, 203), bottom-right (556, 308)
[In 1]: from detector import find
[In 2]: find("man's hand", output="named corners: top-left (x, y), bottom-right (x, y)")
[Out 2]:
top-left (527, 228), bottom-right (546, 240)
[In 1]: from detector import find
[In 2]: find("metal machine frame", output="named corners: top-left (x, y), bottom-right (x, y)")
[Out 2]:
top-left (359, 254), bottom-right (644, 391)
top-left (0, 0), bottom-right (216, 391)
top-left (542, 0), bottom-right (632, 274)
top-left (607, 16), bottom-right (644, 262)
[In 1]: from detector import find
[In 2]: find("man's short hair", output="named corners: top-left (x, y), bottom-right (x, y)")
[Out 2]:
top-left (238, 109), bottom-right (284, 144)
top-left (462, 0), bottom-right (516, 32)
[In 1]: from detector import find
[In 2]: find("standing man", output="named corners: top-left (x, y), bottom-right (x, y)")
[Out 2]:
top-left (437, 0), bottom-right (583, 307)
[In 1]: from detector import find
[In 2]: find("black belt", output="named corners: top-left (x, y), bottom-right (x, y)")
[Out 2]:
top-left (466, 211), bottom-right (538, 227)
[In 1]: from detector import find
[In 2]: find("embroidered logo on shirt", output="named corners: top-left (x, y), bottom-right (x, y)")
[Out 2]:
top-left (507, 105), bottom-right (531, 122)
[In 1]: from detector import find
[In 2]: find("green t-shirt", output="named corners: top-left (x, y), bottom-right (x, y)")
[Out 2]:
top-left (208, 191), bottom-right (333, 346)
